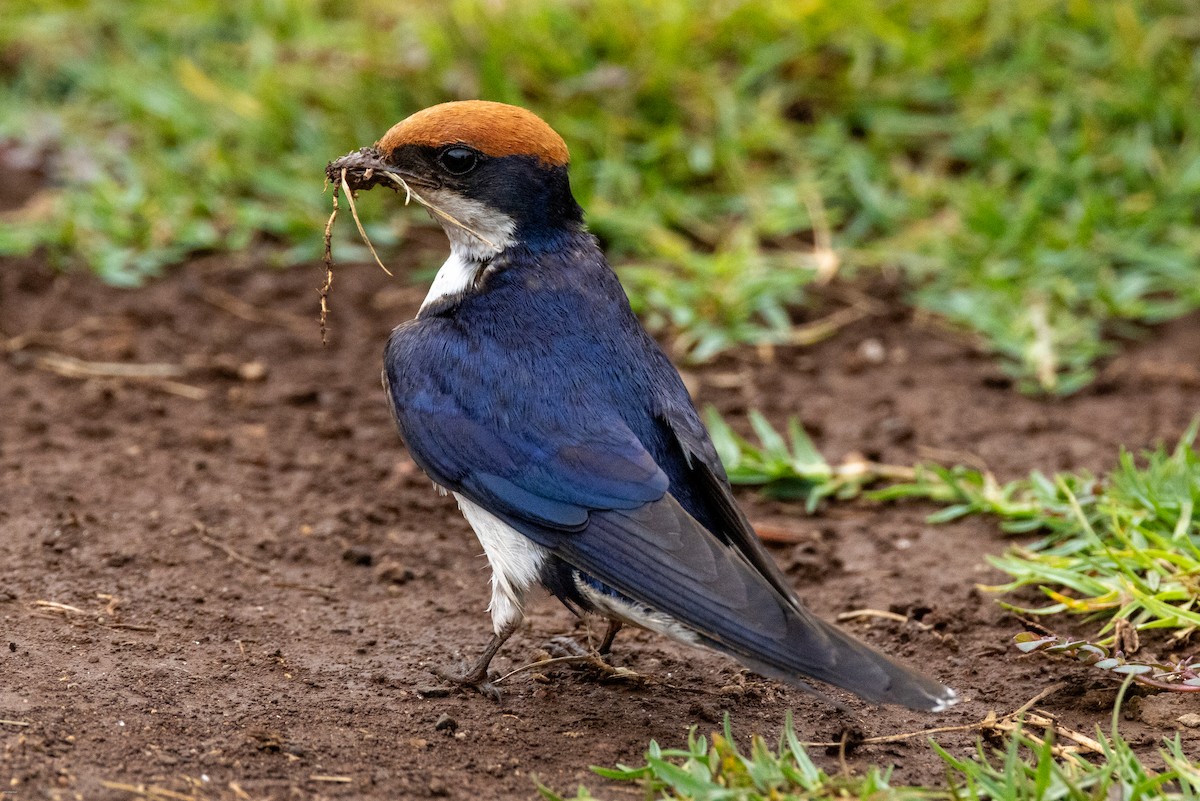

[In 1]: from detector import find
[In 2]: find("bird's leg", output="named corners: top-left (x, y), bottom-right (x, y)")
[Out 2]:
top-left (433, 619), bottom-right (518, 701)
top-left (546, 619), bottom-right (623, 660)
top-left (598, 619), bottom-right (622, 656)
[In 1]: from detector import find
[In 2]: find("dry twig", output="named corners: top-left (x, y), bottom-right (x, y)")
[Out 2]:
top-left (196, 530), bottom-right (270, 573)
top-left (32, 600), bottom-right (87, 615)
top-left (198, 286), bottom-right (310, 333)
top-left (787, 305), bottom-right (875, 347)
top-left (99, 781), bottom-right (198, 801)
top-left (30, 351), bottom-right (207, 400)
top-left (33, 352), bottom-right (185, 379)
top-left (3, 316), bottom-right (124, 354)
top-left (320, 184), bottom-right (340, 344)
top-left (493, 652), bottom-right (640, 686)
top-left (271, 581), bottom-right (337, 601)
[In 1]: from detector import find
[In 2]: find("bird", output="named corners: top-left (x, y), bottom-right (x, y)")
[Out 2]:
top-left (325, 100), bottom-right (957, 711)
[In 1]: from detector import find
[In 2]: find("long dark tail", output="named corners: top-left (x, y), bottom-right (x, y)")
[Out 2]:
top-left (700, 602), bottom-right (957, 711)
top-left (533, 496), bottom-right (958, 711)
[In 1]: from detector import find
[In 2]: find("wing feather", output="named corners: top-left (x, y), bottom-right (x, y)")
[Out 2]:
top-left (511, 496), bottom-right (953, 710)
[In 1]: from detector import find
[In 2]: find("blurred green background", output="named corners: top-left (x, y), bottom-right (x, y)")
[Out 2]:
top-left (3, 0), bottom-right (1198, 392)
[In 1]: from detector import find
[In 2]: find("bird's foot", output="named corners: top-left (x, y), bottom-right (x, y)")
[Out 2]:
top-left (545, 635), bottom-right (591, 659)
top-left (431, 623), bottom-right (519, 701)
top-left (540, 637), bottom-right (632, 682)
top-left (432, 663), bottom-right (502, 702)
top-left (546, 620), bottom-right (623, 663)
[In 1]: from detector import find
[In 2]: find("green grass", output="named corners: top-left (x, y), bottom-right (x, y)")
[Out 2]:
top-left (541, 708), bottom-right (1200, 800)
top-left (705, 407), bottom-right (860, 511)
top-left (711, 411), bottom-right (1200, 648)
top-left (3, 1), bottom-right (1199, 387)
top-left (881, 423), bottom-right (1200, 645)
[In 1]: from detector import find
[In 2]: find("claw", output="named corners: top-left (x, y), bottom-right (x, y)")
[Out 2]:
top-left (433, 664), bottom-right (502, 701)
top-left (545, 620), bottom-right (623, 662)
top-left (545, 635), bottom-right (589, 659)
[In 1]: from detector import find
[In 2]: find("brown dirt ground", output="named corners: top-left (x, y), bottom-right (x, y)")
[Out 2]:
top-left (2, 167), bottom-right (1199, 799)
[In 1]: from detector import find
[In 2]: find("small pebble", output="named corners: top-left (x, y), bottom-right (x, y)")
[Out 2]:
top-left (238, 361), bottom-right (267, 382)
top-left (878, 416), bottom-right (914, 444)
top-left (434, 713), bottom-right (457, 734)
top-left (858, 338), bottom-right (887, 364)
top-left (1178, 713), bottom-right (1200, 729)
top-left (375, 559), bottom-right (415, 584)
top-left (342, 546), bottom-right (374, 567)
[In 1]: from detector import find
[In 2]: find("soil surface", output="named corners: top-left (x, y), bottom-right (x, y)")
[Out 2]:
top-left (2, 171), bottom-right (1199, 799)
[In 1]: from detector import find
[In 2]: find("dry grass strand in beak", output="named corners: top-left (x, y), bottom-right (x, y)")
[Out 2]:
top-left (340, 169), bottom-right (394, 278)
top-left (379, 172), bottom-right (500, 251)
top-left (319, 167), bottom-right (396, 346)
top-left (319, 160), bottom-right (501, 345)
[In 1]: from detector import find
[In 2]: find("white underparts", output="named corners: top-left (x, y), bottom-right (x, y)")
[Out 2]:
top-left (574, 575), bottom-right (701, 646)
top-left (453, 486), bottom-right (701, 645)
top-left (417, 190), bottom-right (518, 313)
top-left (454, 492), bottom-right (549, 635)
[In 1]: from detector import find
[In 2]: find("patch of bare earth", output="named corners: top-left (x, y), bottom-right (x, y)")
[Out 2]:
top-left (2, 177), bottom-right (1198, 800)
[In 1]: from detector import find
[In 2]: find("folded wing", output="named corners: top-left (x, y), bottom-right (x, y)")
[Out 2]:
top-left (386, 352), bottom-right (955, 710)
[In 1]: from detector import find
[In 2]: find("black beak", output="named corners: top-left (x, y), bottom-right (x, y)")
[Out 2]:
top-left (325, 147), bottom-right (434, 193)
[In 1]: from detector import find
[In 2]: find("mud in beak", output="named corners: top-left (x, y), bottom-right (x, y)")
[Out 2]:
top-left (325, 147), bottom-right (433, 193)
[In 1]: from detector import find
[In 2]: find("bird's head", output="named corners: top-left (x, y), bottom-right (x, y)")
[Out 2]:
top-left (327, 101), bottom-right (584, 261)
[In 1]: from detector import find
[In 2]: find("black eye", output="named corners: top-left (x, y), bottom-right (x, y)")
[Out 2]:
top-left (438, 147), bottom-right (478, 175)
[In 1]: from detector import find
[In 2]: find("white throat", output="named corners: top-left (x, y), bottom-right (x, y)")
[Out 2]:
top-left (417, 189), bottom-right (517, 312)
top-left (419, 250), bottom-right (482, 312)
